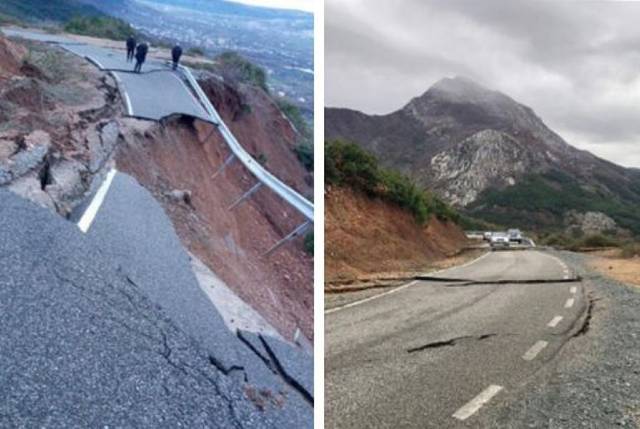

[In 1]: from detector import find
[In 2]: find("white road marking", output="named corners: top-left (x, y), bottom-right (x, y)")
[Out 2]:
top-left (564, 298), bottom-right (575, 308)
top-left (325, 281), bottom-right (418, 315)
top-left (452, 385), bottom-right (503, 421)
top-left (77, 168), bottom-right (117, 233)
top-left (570, 286), bottom-right (577, 294)
top-left (522, 340), bottom-right (548, 361)
top-left (547, 315), bottom-right (563, 328)
top-left (325, 251), bottom-right (493, 314)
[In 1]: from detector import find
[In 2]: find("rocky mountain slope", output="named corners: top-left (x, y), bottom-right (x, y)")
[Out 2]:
top-left (326, 77), bottom-right (640, 234)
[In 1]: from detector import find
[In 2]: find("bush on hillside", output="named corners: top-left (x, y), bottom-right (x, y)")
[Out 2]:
top-left (186, 47), bottom-right (205, 56)
top-left (64, 16), bottom-right (137, 41)
top-left (620, 242), bottom-right (640, 258)
top-left (304, 232), bottom-right (313, 255)
top-left (325, 139), bottom-right (459, 225)
top-left (216, 51), bottom-right (268, 92)
top-left (294, 143), bottom-right (313, 171)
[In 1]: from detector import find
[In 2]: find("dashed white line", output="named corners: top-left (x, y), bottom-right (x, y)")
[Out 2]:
top-left (570, 286), bottom-right (577, 294)
top-left (547, 315), bottom-right (563, 328)
top-left (324, 281), bottom-right (418, 315)
top-left (77, 168), bottom-right (117, 233)
top-left (522, 340), bottom-right (548, 361)
top-left (452, 385), bottom-right (503, 421)
top-left (564, 297), bottom-right (575, 308)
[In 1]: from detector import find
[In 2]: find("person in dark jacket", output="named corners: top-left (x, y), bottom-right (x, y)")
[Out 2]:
top-left (126, 35), bottom-right (136, 62)
top-left (134, 42), bottom-right (149, 73)
top-left (171, 44), bottom-right (183, 70)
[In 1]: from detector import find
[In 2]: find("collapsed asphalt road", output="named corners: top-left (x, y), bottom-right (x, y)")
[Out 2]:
top-left (2, 28), bottom-right (211, 122)
top-left (0, 171), bottom-right (313, 427)
top-left (325, 250), bottom-right (592, 428)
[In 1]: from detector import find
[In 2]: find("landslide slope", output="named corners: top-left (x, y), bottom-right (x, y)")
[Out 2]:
top-left (326, 76), bottom-right (640, 234)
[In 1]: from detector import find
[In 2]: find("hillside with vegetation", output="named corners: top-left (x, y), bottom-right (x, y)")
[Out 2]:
top-left (325, 140), bottom-right (468, 282)
top-left (0, 0), bottom-right (103, 23)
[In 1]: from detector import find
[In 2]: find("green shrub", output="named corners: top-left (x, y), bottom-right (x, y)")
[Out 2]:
top-left (620, 243), bottom-right (640, 258)
top-left (294, 143), bottom-right (313, 171)
top-left (64, 16), bottom-right (137, 41)
top-left (216, 51), bottom-right (268, 92)
top-left (186, 47), bottom-right (205, 56)
top-left (579, 234), bottom-right (619, 248)
top-left (304, 232), bottom-right (314, 255)
top-left (325, 139), bottom-right (459, 225)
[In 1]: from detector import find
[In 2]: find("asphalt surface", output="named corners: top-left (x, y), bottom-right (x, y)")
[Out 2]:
top-left (326, 250), bottom-right (588, 428)
top-left (0, 175), bottom-right (313, 426)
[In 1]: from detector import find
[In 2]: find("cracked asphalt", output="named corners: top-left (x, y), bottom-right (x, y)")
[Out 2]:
top-left (0, 174), bottom-right (313, 427)
top-left (325, 250), bottom-right (593, 428)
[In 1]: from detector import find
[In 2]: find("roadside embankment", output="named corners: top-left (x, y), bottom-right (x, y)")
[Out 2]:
top-left (325, 186), bottom-right (470, 285)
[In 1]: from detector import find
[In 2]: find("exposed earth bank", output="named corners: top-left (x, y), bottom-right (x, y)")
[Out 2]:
top-left (325, 186), bottom-right (469, 284)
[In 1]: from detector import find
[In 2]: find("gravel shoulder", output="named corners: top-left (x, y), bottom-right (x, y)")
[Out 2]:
top-left (475, 250), bottom-right (640, 429)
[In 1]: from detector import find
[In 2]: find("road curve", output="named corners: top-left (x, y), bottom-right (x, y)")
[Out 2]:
top-left (326, 250), bottom-right (586, 428)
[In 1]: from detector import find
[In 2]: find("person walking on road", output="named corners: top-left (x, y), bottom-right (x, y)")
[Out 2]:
top-left (171, 43), bottom-right (183, 70)
top-left (126, 35), bottom-right (136, 62)
top-left (134, 42), bottom-right (149, 73)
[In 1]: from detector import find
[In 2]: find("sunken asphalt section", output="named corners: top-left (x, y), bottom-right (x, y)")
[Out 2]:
top-left (326, 250), bottom-right (597, 428)
top-left (2, 28), bottom-right (210, 122)
top-left (0, 174), bottom-right (313, 427)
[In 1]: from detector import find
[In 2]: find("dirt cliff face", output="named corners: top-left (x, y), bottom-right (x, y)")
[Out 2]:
top-left (0, 36), bottom-right (26, 79)
top-left (325, 186), bottom-right (468, 283)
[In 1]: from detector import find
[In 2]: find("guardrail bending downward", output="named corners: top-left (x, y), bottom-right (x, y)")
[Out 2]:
top-left (177, 65), bottom-right (314, 254)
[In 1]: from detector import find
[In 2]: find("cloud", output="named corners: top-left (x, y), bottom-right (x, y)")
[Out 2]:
top-left (325, 0), bottom-right (640, 167)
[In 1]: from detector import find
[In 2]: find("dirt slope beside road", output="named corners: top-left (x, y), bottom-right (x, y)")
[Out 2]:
top-left (325, 186), bottom-right (468, 283)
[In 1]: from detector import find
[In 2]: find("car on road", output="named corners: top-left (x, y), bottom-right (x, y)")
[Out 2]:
top-left (490, 232), bottom-right (510, 250)
top-left (508, 229), bottom-right (523, 243)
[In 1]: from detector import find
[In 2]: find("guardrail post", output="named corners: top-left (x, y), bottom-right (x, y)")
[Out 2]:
top-left (228, 182), bottom-right (263, 211)
top-left (263, 221), bottom-right (311, 257)
top-left (211, 154), bottom-right (236, 180)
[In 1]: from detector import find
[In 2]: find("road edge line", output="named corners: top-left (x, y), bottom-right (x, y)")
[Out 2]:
top-left (77, 168), bottom-right (117, 233)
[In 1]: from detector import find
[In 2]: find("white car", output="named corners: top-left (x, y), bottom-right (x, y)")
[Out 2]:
top-left (490, 232), bottom-right (510, 250)
top-left (508, 229), bottom-right (523, 243)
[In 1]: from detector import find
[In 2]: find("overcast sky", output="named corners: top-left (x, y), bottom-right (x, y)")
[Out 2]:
top-left (228, 0), bottom-right (313, 12)
top-left (326, 0), bottom-right (640, 168)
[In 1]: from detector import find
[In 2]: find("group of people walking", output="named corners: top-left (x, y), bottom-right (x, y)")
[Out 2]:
top-left (125, 35), bottom-right (183, 73)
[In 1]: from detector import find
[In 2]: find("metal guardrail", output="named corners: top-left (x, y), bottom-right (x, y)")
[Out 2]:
top-left (177, 65), bottom-right (314, 223)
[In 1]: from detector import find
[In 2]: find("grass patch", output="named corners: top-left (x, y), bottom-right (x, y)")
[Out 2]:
top-left (326, 139), bottom-right (459, 225)
top-left (64, 16), bottom-right (137, 41)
